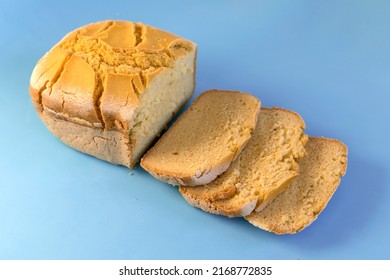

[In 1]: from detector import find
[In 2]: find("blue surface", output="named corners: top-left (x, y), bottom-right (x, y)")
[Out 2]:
top-left (0, 0), bottom-right (389, 260)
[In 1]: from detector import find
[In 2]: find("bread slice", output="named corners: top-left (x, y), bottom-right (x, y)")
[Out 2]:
top-left (179, 107), bottom-right (308, 217)
top-left (140, 90), bottom-right (260, 186)
top-left (245, 137), bottom-right (348, 234)
top-left (29, 20), bottom-right (197, 168)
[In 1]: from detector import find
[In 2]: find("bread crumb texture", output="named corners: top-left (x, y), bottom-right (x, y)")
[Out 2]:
top-left (179, 107), bottom-right (308, 217)
top-left (29, 20), bottom-right (196, 167)
top-left (141, 90), bottom-right (260, 186)
top-left (245, 137), bottom-right (348, 234)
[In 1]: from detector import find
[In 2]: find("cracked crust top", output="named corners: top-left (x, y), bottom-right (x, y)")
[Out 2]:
top-left (29, 20), bottom-right (196, 132)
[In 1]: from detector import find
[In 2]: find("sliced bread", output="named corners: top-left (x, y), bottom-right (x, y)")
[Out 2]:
top-left (179, 107), bottom-right (308, 217)
top-left (140, 90), bottom-right (260, 186)
top-left (245, 137), bottom-right (348, 234)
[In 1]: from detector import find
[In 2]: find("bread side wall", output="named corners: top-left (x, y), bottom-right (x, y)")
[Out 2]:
top-left (39, 108), bottom-right (132, 166)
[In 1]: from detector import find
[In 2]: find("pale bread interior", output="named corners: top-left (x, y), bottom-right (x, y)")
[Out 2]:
top-left (245, 137), bottom-right (348, 234)
top-left (141, 90), bottom-right (260, 186)
top-left (179, 107), bottom-right (308, 217)
top-left (126, 52), bottom-right (196, 166)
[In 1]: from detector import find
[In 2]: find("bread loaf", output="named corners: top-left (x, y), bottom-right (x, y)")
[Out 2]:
top-left (179, 107), bottom-right (308, 216)
top-left (29, 20), bottom-right (197, 167)
top-left (245, 137), bottom-right (348, 234)
top-left (140, 90), bottom-right (260, 186)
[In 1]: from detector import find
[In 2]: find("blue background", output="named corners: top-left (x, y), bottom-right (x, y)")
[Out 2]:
top-left (0, 0), bottom-right (389, 259)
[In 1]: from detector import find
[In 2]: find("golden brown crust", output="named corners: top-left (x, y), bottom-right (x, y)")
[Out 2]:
top-left (30, 20), bottom-right (196, 129)
top-left (29, 20), bottom-right (196, 167)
